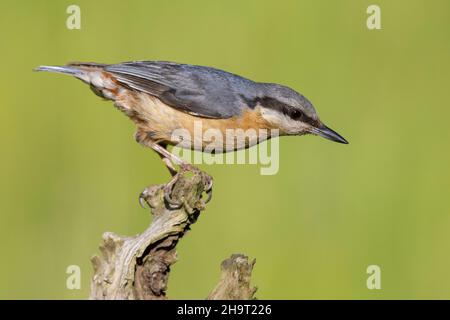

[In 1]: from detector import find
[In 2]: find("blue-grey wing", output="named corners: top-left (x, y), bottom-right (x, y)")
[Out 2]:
top-left (105, 61), bottom-right (258, 119)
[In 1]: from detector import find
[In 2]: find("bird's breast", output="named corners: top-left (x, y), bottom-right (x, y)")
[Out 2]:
top-left (116, 91), bottom-right (277, 152)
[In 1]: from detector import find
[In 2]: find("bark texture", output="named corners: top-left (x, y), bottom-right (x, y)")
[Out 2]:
top-left (89, 169), bottom-right (256, 300)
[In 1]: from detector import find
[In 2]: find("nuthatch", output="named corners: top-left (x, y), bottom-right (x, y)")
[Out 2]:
top-left (35, 61), bottom-right (348, 205)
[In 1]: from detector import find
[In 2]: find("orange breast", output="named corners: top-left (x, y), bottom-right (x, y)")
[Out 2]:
top-left (115, 90), bottom-right (276, 151)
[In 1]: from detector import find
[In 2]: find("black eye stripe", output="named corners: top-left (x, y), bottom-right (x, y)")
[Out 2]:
top-left (256, 97), bottom-right (305, 120)
top-left (242, 95), bottom-right (316, 125)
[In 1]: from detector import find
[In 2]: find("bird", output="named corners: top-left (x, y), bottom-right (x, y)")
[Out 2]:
top-left (35, 61), bottom-right (348, 205)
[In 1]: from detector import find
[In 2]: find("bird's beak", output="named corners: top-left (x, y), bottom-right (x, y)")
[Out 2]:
top-left (310, 123), bottom-right (349, 144)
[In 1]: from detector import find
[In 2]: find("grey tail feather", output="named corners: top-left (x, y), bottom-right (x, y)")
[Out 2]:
top-left (33, 65), bottom-right (82, 76)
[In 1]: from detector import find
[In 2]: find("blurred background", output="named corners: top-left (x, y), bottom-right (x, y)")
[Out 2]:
top-left (0, 0), bottom-right (449, 299)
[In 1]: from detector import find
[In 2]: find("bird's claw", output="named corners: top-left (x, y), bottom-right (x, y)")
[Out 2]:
top-left (203, 175), bottom-right (213, 204)
top-left (139, 186), bottom-right (153, 208)
top-left (163, 176), bottom-right (184, 208)
top-left (139, 195), bottom-right (147, 208)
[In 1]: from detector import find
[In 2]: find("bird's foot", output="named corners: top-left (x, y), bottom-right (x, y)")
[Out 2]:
top-left (163, 164), bottom-right (213, 208)
top-left (139, 164), bottom-right (213, 210)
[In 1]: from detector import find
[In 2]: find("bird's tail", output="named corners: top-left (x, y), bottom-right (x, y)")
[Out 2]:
top-left (35, 62), bottom-right (122, 101)
top-left (34, 62), bottom-right (107, 77)
top-left (33, 65), bottom-right (83, 76)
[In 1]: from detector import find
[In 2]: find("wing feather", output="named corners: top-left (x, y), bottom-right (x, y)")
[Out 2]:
top-left (105, 61), bottom-right (258, 119)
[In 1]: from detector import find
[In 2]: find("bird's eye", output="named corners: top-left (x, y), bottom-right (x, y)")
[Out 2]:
top-left (291, 109), bottom-right (303, 120)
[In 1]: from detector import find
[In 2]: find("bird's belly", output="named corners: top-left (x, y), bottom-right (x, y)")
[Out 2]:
top-left (116, 91), bottom-right (275, 152)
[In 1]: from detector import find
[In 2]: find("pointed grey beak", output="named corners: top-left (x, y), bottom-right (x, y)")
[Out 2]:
top-left (311, 124), bottom-right (349, 144)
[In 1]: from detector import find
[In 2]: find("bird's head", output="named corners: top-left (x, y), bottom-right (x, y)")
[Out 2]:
top-left (257, 83), bottom-right (348, 144)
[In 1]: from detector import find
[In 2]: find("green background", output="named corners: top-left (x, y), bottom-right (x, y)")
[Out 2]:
top-left (1, 0), bottom-right (449, 299)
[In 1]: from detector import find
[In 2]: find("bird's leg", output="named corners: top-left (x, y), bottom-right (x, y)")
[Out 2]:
top-left (149, 142), bottom-right (198, 172)
top-left (139, 141), bottom-right (213, 208)
top-left (156, 143), bottom-right (178, 177)
top-left (161, 157), bottom-right (177, 176)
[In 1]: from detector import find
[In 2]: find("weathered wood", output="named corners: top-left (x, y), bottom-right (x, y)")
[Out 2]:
top-left (89, 169), bottom-right (257, 300)
top-left (208, 254), bottom-right (257, 300)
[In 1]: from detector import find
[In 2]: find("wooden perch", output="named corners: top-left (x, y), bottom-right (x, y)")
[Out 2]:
top-left (89, 169), bottom-right (257, 300)
top-left (208, 254), bottom-right (257, 300)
